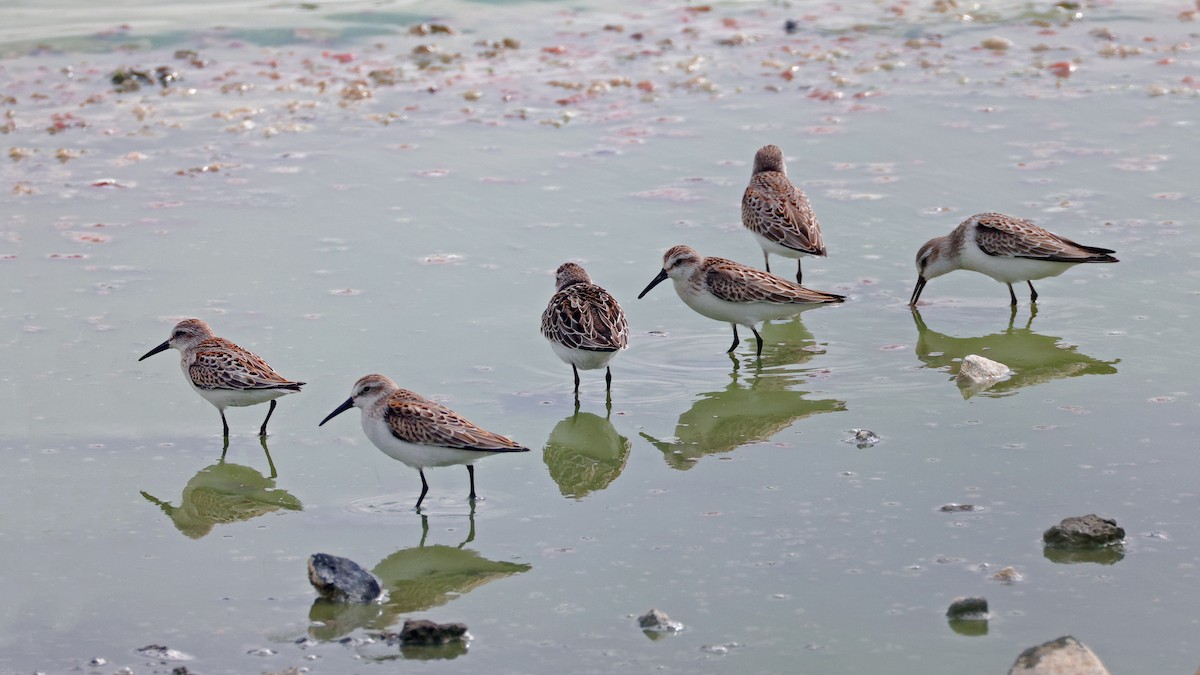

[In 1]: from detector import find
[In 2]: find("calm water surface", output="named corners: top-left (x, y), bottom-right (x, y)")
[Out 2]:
top-left (2, 0), bottom-right (1198, 672)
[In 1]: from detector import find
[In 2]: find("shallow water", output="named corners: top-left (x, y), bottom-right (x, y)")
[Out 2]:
top-left (2, 0), bottom-right (1199, 672)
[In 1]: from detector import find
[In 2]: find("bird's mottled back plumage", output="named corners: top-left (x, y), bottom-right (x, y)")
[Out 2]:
top-left (383, 388), bottom-right (528, 453)
top-left (970, 212), bottom-right (1118, 262)
top-left (542, 263), bottom-right (629, 353)
top-left (701, 256), bottom-right (845, 305)
top-left (189, 337), bottom-right (303, 391)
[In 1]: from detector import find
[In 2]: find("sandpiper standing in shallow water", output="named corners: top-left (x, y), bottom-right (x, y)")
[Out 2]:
top-left (319, 374), bottom-right (529, 511)
top-left (909, 212), bottom-right (1118, 307)
top-left (742, 144), bottom-right (826, 284)
top-left (638, 245), bottom-right (844, 357)
top-left (541, 262), bottom-right (628, 399)
top-left (139, 318), bottom-right (304, 437)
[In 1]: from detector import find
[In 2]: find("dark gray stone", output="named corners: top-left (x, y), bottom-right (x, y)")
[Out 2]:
top-left (946, 596), bottom-right (989, 620)
top-left (399, 618), bottom-right (470, 645)
top-left (307, 553), bottom-right (383, 603)
top-left (1042, 515), bottom-right (1125, 549)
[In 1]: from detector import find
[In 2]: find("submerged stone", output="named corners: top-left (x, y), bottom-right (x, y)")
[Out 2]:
top-left (398, 619), bottom-right (470, 645)
top-left (1007, 635), bottom-right (1110, 675)
top-left (848, 429), bottom-right (880, 447)
top-left (946, 596), bottom-right (989, 620)
top-left (1042, 515), bottom-right (1125, 549)
top-left (638, 608), bottom-right (683, 633)
top-left (307, 553), bottom-right (383, 603)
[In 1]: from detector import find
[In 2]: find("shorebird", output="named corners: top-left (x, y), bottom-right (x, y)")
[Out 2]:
top-left (910, 212), bottom-right (1118, 307)
top-left (319, 374), bottom-right (529, 510)
top-left (637, 245), bottom-right (844, 357)
top-left (741, 144), bottom-right (826, 284)
top-left (540, 262), bottom-right (628, 397)
top-left (139, 318), bottom-right (303, 437)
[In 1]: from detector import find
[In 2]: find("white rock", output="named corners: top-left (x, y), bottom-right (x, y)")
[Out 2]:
top-left (1007, 636), bottom-right (1110, 675)
top-left (956, 354), bottom-right (1012, 397)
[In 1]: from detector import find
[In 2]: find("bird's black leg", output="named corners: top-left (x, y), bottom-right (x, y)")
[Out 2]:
top-left (605, 366), bottom-right (613, 392)
top-left (467, 464), bottom-right (479, 502)
top-left (1027, 281), bottom-right (1038, 303)
top-left (415, 469), bottom-right (430, 511)
top-left (259, 399), bottom-right (277, 437)
top-left (763, 252), bottom-right (771, 273)
top-left (572, 364), bottom-right (580, 393)
top-left (727, 324), bottom-right (740, 353)
top-left (220, 411), bottom-right (230, 438)
top-left (1007, 283), bottom-right (1018, 307)
top-left (795, 261), bottom-right (803, 285)
top-left (751, 325), bottom-right (765, 358)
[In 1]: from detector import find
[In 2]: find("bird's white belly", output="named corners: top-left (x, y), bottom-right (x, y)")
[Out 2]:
top-left (548, 340), bottom-right (619, 371)
top-left (362, 415), bottom-right (488, 469)
top-left (188, 380), bottom-right (290, 409)
top-left (675, 280), bottom-right (804, 327)
top-left (752, 231), bottom-right (814, 259)
top-left (960, 244), bottom-right (1073, 284)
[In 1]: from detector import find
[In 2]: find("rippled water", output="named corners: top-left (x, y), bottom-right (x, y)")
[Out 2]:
top-left (2, 0), bottom-right (1198, 672)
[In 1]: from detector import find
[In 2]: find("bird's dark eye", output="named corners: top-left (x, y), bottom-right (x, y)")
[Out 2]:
top-left (173, 331), bottom-right (185, 338)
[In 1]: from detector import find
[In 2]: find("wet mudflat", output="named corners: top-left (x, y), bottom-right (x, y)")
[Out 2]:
top-left (1, 0), bottom-right (1198, 672)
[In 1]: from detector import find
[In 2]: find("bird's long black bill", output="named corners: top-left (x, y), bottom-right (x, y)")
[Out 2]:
top-left (637, 269), bottom-right (669, 299)
top-left (139, 340), bottom-right (171, 361)
top-left (908, 276), bottom-right (927, 307)
top-left (319, 398), bottom-right (355, 426)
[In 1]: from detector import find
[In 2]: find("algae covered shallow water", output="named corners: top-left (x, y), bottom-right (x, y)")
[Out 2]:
top-left (1, 0), bottom-right (1198, 672)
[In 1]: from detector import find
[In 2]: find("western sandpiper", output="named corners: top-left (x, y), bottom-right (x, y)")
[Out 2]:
top-left (319, 374), bottom-right (529, 510)
top-left (540, 262), bottom-right (629, 397)
top-left (742, 144), bottom-right (826, 284)
top-left (139, 318), bottom-right (304, 437)
top-left (637, 245), bottom-right (844, 357)
top-left (910, 212), bottom-right (1118, 307)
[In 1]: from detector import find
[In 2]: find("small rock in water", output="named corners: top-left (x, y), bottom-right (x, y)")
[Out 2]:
top-left (956, 354), bottom-right (1012, 397)
top-left (399, 618), bottom-right (470, 645)
top-left (990, 566), bottom-right (1023, 584)
top-left (1007, 635), bottom-right (1110, 675)
top-left (946, 596), bottom-right (989, 620)
top-left (89, 657), bottom-right (107, 666)
top-left (638, 608), bottom-right (683, 633)
top-left (940, 503), bottom-right (977, 512)
top-left (982, 36), bottom-right (1014, 51)
top-left (308, 552), bottom-right (383, 603)
top-left (701, 642), bottom-right (740, 654)
top-left (135, 645), bottom-right (194, 661)
top-left (1042, 515), bottom-right (1125, 549)
top-left (847, 429), bottom-right (880, 447)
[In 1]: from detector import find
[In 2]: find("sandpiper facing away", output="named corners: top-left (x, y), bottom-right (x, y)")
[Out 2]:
top-left (741, 144), bottom-right (826, 284)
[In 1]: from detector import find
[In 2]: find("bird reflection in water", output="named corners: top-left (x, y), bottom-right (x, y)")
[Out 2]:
top-left (641, 316), bottom-right (845, 469)
top-left (140, 438), bottom-right (301, 539)
top-left (542, 407), bottom-right (631, 499)
top-left (308, 512), bottom-right (532, 643)
top-left (911, 308), bottom-right (1118, 398)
